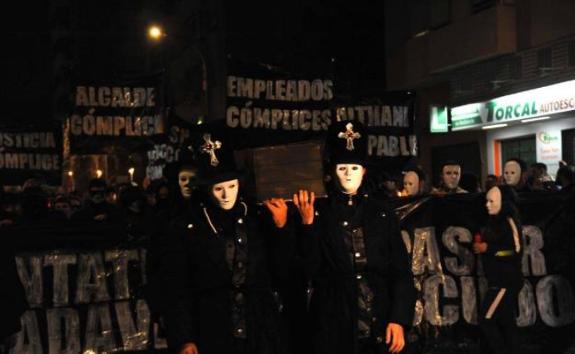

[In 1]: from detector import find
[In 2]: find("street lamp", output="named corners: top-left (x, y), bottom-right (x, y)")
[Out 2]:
top-left (147, 25), bottom-right (165, 41)
top-left (144, 24), bottom-right (208, 125)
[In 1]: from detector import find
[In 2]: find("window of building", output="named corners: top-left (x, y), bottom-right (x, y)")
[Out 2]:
top-left (430, 0), bottom-right (450, 29)
top-left (537, 47), bottom-right (552, 75)
top-left (563, 129), bottom-right (575, 165)
top-left (501, 135), bottom-right (536, 168)
top-left (410, 0), bottom-right (430, 37)
top-left (509, 56), bottom-right (522, 80)
top-left (471, 0), bottom-right (496, 13)
top-left (568, 41), bottom-right (575, 67)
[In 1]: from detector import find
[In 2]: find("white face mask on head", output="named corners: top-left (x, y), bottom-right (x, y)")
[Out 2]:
top-left (503, 161), bottom-right (521, 186)
top-left (335, 164), bottom-right (365, 194)
top-left (210, 179), bottom-right (239, 210)
top-left (485, 186), bottom-right (502, 215)
top-left (403, 171), bottom-right (420, 196)
top-left (178, 169), bottom-right (197, 199)
top-left (442, 165), bottom-right (461, 190)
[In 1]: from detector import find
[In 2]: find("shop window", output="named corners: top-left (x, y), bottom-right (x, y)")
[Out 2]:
top-left (500, 135), bottom-right (536, 168)
top-left (563, 129), bottom-right (575, 165)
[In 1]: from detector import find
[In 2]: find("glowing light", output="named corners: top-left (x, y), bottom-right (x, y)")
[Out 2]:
top-left (148, 25), bottom-right (164, 40)
top-left (96, 169), bottom-right (103, 178)
top-left (67, 171), bottom-right (74, 177)
top-left (128, 167), bottom-right (135, 184)
top-left (481, 123), bottom-right (508, 130)
top-left (521, 116), bottom-right (551, 123)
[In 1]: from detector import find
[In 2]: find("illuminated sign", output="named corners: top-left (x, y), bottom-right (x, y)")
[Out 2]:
top-left (429, 106), bottom-right (449, 133)
top-left (450, 79), bottom-right (575, 130)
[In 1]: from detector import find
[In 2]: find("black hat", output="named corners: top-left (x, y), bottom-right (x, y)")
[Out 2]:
top-left (176, 144), bottom-right (198, 172)
top-left (325, 120), bottom-right (368, 166)
top-left (193, 131), bottom-right (242, 185)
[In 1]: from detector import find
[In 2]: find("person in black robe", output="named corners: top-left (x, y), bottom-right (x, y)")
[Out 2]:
top-left (145, 146), bottom-right (201, 345)
top-left (286, 121), bottom-right (416, 354)
top-left (473, 185), bottom-right (523, 354)
top-left (162, 132), bottom-right (288, 354)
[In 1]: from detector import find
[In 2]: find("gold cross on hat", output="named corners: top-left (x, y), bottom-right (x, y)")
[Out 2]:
top-left (201, 134), bottom-right (222, 166)
top-left (337, 122), bottom-right (361, 151)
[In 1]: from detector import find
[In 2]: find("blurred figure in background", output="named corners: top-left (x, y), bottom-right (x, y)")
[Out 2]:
top-left (0, 191), bottom-right (20, 227)
top-left (402, 167), bottom-right (427, 197)
top-left (556, 165), bottom-right (575, 193)
top-left (119, 185), bottom-right (153, 242)
top-left (378, 171), bottom-right (401, 199)
top-left (431, 160), bottom-right (468, 195)
top-left (53, 195), bottom-right (73, 219)
top-left (485, 174), bottom-right (499, 192)
top-left (460, 172), bottom-right (482, 193)
top-left (72, 178), bottom-right (121, 223)
top-left (20, 186), bottom-right (65, 224)
top-left (529, 163), bottom-right (558, 191)
top-left (503, 158), bottom-right (530, 192)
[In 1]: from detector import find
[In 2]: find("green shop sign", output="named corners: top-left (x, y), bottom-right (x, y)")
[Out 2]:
top-left (447, 79), bottom-right (575, 131)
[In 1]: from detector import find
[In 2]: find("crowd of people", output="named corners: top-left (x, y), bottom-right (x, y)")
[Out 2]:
top-left (1, 121), bottom-right (575, 354)
top-left (1, 157), bottom-right (573, 231)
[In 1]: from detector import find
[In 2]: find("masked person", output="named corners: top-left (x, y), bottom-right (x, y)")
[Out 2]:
top-left (402, 168), bottom-right (426, 197)
top-left (502, 158), bottom-right (530, 192)
top-left (146, 147), bottom-right (201, 341)
top-left (289, 121), bottom-right (415, 354)
top-left (473, 185), bottom-right (523, 354)
top-left (430, 161), bottom-right (468, 195)
top-left (162, 132), bottom-right (287, 354)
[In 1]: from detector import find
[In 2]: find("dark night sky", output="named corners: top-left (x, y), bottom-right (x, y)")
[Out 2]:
top-left (1, 1), bottom-right (387, 123)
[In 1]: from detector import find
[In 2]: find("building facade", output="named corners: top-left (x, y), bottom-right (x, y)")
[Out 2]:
top-left (386, 0), bottom-right (575, 185)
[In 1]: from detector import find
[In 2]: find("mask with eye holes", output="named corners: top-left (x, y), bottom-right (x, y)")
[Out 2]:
top-left (335, 164), bottom-right (365, 194)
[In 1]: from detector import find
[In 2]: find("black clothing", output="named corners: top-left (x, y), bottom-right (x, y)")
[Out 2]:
top-left (145, 196), bottom-right (198, 322)
top-left (481, 216), bottom-right (523, 291)
top-left (162, 201), bottom-right (287, 354)
top-left (479, 287), bottom-right (521, 354)
top-left (300, 192), bottom-right (415, 354)
top-left (71, 201), bottom-right (121, 223)
top-left (0, 238), bottom-right (27, 341)
top-left (479, 215), bottom-right (523, 354)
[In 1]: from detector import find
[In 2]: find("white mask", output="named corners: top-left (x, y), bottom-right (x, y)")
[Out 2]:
top-left (403, 171), bottom-right (421, 196)
top-left (503, 161), bottom-right (521, 186)
top-left (485, 186), bottom-right (502, 215)
top-left (335, 164), bottom-right (365, 194)
top-left (210, 179), bottom-right (239, 210)
top-left (442, 165), bottom-right (461, 190)
top-left (178, 169), bottom-right (198, 199)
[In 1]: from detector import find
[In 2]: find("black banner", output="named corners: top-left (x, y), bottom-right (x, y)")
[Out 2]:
top-left (5, 192), bottom-right (575, 353)
top-left (0, 124), bottom-right (63, 186)
top-left (397, 192), bottom-right (575, 353)
top-left (68, 79), bottom-right (165, 155)
top-left (224, 61), bottom-right (417, 170)
top-left (144, 115), bottom-right (193, 180)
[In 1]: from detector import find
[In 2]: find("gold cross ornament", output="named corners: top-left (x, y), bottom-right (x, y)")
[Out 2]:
top-left (337, 122), bottom-right (361, 151)
top-left (201, 134), bottom-right (222, 166)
